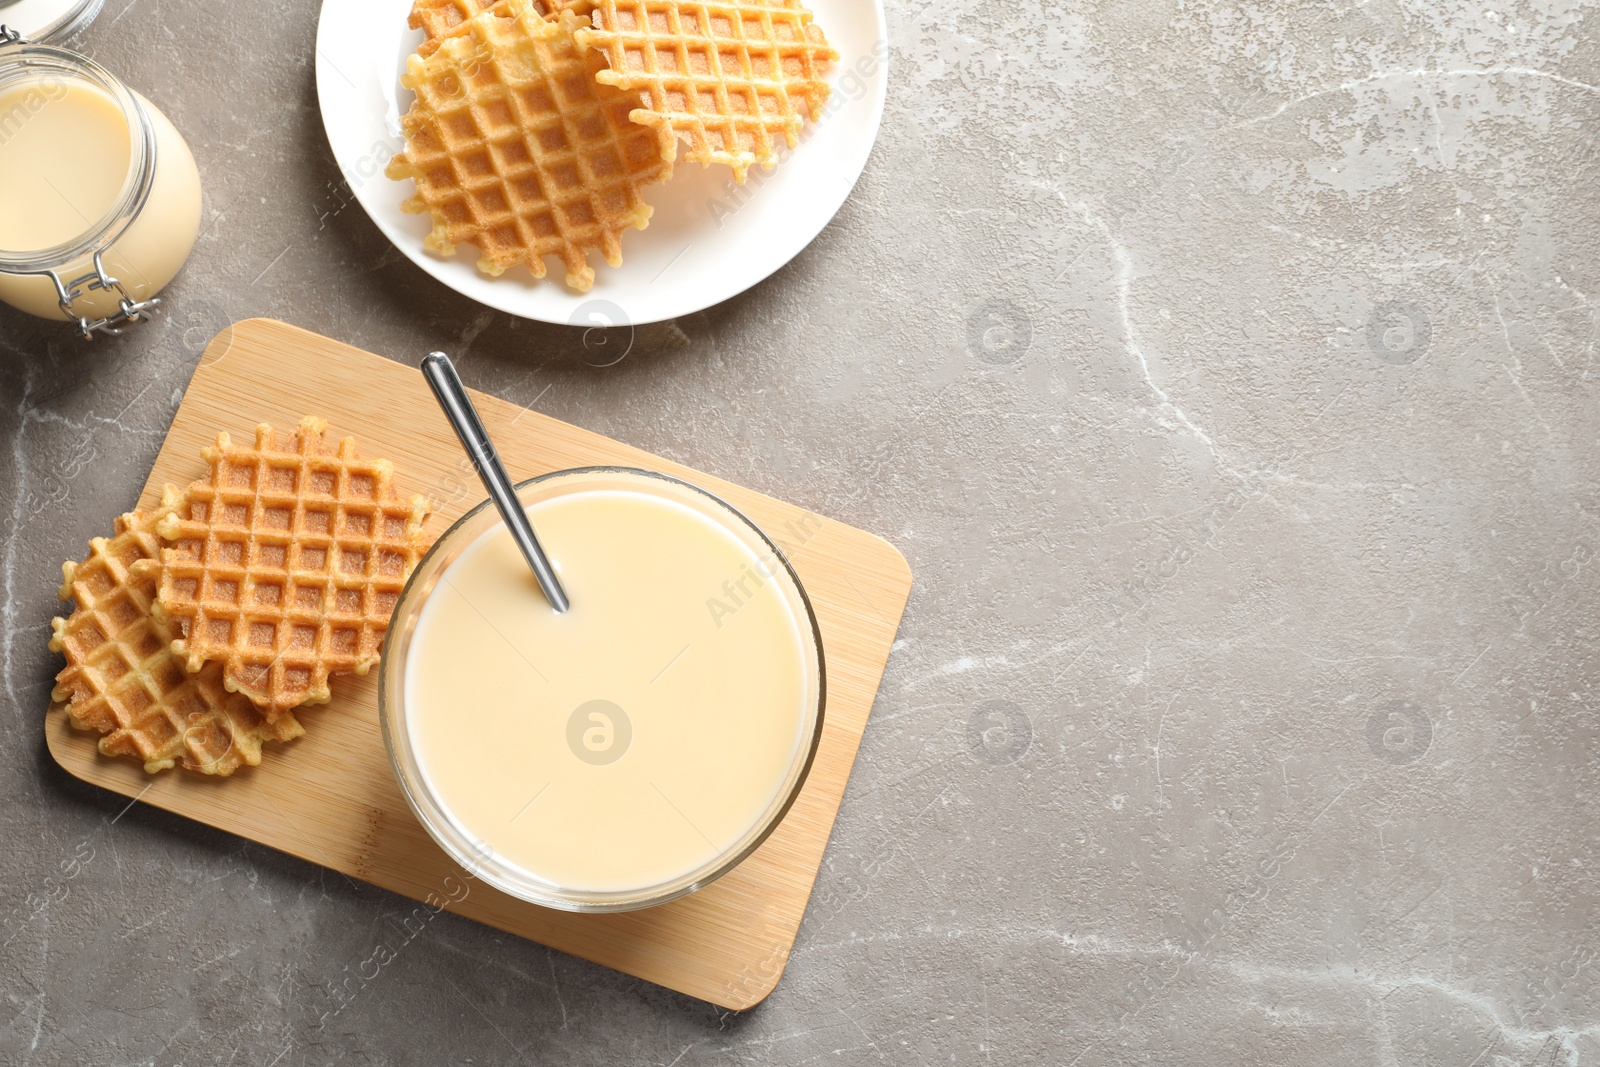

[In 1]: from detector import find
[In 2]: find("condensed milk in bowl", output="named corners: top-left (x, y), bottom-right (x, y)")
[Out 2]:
top-left (380, 467), bottom-right (826, 912)
top-left (0, 30), bottom-right (201, 336)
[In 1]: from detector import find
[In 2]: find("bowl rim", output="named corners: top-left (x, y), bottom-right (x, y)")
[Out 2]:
top-left (378, 465), bottom-right (828, 912)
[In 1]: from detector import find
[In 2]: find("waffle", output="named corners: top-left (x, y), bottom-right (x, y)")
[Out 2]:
top-left (574, 0), bottom-right (837, 183)
top-left (411, 0), bottom-right (596, 57)
top-left (386, 5), bottom-right (676, 291)
top-left (50, 498), bottom-right (304, 775)
top-left (141, 417), bottom-right (431, 719)
top-left (410, 0), bottom-right (502, 50)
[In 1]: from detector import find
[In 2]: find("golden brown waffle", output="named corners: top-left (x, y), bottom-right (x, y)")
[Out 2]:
top-left (574, 0), bottom-right (837, 183)
top-left (385, 6), bottom-right (675, 292)
top-left (143, 417), bottom-right (431, 719)
top-left (410, 0), bottom-right (502, 47)
top-left (411, 0), bottom-right (596, 57)
top-left (50, 498), bottom-right (304, 775)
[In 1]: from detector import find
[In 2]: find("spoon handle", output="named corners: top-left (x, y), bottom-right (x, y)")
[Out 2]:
top-left (421, 352), bottom-right (570, 614)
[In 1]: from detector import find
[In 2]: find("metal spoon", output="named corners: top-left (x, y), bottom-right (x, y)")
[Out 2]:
top-left (421, 351), bottom-right (570, 614)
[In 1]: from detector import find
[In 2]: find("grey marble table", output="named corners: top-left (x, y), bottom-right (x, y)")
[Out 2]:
top-left (3, 0), bottom-right (1598, 1063)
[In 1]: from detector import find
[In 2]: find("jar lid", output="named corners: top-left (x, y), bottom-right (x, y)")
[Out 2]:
top-left (0, 0), bottom-right (102, 42)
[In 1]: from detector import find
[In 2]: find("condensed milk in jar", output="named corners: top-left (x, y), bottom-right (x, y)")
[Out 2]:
top-left (0, 24), bottom-right (201, 336)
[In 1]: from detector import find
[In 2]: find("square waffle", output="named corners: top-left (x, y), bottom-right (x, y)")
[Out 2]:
top-left (574, 0), bottom-right (837, 183)
top-left (50, 498), bottom-right (304, 775)
top-left (142, 418), bottom-right (431, 719)
top-left (385, 5), bottom-right (676, 291)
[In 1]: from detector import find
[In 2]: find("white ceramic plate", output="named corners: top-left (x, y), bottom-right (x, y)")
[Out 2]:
top-left (313, 0), bottom-right (887, 327)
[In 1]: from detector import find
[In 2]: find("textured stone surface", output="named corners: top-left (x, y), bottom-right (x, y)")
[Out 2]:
top-left (4, 0), bottom-right (1600, 1063)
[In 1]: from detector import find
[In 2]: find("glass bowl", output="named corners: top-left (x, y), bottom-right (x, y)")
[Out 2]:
top-left (379, 467), bottom-right (826, 912)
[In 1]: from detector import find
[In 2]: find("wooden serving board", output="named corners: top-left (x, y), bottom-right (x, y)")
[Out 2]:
top-left (45, 318), bottom-right (912, 1009)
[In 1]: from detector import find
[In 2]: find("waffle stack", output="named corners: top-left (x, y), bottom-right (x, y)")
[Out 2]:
top-left (50, 498), bottom-right (306, 776)
top-left (388, 0), bottom-right (835, 288)
top-left (50, 419), bottom-right (430, 776)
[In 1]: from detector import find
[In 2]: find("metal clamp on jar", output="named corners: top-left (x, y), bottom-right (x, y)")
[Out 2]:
top-left (0, 5), bottom-right (202, 338)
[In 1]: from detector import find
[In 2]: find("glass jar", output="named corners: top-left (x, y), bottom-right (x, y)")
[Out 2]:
top-left (0, 0), bottom-right (104, 43)
top-left (0, 28), bottom-right (201, 337)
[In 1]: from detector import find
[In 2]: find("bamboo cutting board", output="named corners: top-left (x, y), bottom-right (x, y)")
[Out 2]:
top-left (45, 318), bottom-right (911, 1009)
